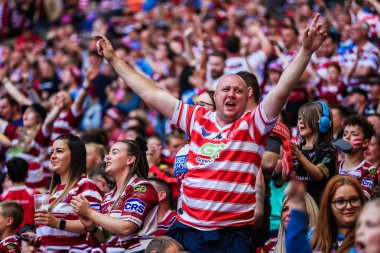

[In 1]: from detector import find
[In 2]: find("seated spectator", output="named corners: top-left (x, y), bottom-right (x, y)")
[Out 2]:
top-left (165, 130), bottom-right (185, 158)
top-left (0, 100), bottom-right (62, 190)
top-left (285, 176), bottom-right (366, 253)
top-left (339, 115), bottom-right (377, 199)
top-left (1, 158), bottom-right (39, 234)
top-left (330, 105), bottom-right (351, 141)
top-left (149, 178), bottom-right (177, 236)
top-left (291, 101), bottom-right (336, 204)
top-left (71, 139), bottom-right (158, 252)
top-left (33, 134), bottom-right (102, 252)
top-left (0, 201), bottom-right (23, 252)
top-left (367, 114), bottom-right (380, 133)
top-left (145, 236), bottom-right (184, 253)
top-left (259, 190), bottom-right (319, 253)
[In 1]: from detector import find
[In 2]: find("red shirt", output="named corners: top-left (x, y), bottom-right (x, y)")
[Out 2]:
top-left (0, 235), bottom-right (20, 253)
top-left (155, 210), bottom-right (177, 236)
top-left (1, 186), bottom-right (39, 233)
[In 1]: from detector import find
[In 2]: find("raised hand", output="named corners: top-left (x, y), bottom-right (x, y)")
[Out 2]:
top-left (302, 13), bottom-right (327, 54)
top-left (94, 35), bottom-right (117, 64)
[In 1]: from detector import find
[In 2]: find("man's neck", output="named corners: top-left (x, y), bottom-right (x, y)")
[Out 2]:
top-left (12, 182), bottom-right (26, 187)
top-left (157, 205), bottom-right (170, 222)
top-left (356, 39), bottom-right (367, 48)
top-left (0, 231), bottom-right (13, 241)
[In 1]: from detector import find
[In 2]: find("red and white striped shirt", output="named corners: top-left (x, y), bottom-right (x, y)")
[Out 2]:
top-left (0, 235), bottom-right (20, 253)
top-left (36, 176), bottom-right (102, 252)
top-left (339, 160), bottom-right (378, 199)
top-left (1, 186), bottom-right (39, 233)
top-left (312, 54), bottom-right (343, 80)
top-left (51, 105), bottom-right (82, 142)
top-left (343, 42), bottom-right (380, 90)
top-left (155, 210), bottom-right (177, 236)
top-left (1, 123), bottom-right (50, 188)
top-left (357, 11), bottom-right (380, 39)
top-left (99, 176), bottom-right (158, 251)
top-left (172, 101), bottom-right (277, 230)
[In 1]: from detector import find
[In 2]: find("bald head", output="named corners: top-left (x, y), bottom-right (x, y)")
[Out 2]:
top-left (214, 74), bottom-right (250, 126)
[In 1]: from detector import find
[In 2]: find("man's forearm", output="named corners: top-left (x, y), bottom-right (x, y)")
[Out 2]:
top-left (110, 57), bottom-right (177, 119)
top-left (263, 47), bottom-right (312, 120)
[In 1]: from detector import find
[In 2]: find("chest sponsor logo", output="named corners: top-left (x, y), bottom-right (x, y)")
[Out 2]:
top-left (200, 143), bottom-right (225, 160)
top-left (124, 198), bottom-right (146, 215)
top-left (362, 178), bottom-right (374, 188)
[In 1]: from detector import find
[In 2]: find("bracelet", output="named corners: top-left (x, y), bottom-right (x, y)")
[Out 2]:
top-left (85, 226), bottom-right (99, 234)
top-left (59, 218), bottom-right (66, 230)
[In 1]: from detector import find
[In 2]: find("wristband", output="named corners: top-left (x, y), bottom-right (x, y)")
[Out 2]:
top-left (59, 218), bottom-right (66, 230)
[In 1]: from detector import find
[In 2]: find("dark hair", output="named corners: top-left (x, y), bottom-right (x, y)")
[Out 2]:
top-left (282, 24), bottom-right (299, 37)
top-left (224, 35), bottom-right (240, 54)
top-left (88, 161), bottom-right (116, 190)
top-left (330, 105), bottom-right (351, 119)
top-left (0, 201), bottom-right (24, 230)
top-left (109, 138), bottom-right (149, 211)
top-left (327, 62), bottom-right (341, 74)
top-left (80, 129), bottom-right (108, 147)
top-left (145, 236), bottom-right (184, 253)
top-left (210, 50), bottom-right (227, 61)
top-left (148, 177), bottom-right (173, 206)
top-left (6, 157), bottom-right (28, 183)
top-left (146, 133), bottom-right (162, 143)
top-left (206, 90), bottom-right (216, 106)
top-left (126, 125), bottom-right (145, 137)
top-left (236, 71), bottom-right (260, 105)
top-left (0, 94), bottom-right (19, 108)
top-left (343, 115), bottom-right (375, 141)
top-left (49, 133), bottom-right (87, 211)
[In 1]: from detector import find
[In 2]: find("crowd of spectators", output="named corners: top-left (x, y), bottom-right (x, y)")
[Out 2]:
top-left (0, 0), bottom-right (379, 252)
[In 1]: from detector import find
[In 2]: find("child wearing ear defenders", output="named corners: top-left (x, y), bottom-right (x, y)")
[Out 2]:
top-left (291, 101), bottom-right (336, 205)
top-left (339, 115), bottom-right (377, 199)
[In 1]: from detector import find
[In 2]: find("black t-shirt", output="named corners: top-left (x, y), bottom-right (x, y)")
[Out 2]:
top-left (294, 142), bottom-right (336, 204)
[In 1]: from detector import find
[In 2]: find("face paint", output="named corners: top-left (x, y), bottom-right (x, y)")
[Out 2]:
top-left (351, 137), bottom-right (363, 148)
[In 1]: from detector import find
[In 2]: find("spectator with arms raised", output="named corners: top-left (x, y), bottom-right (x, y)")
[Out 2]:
top-left (93, 13), bottom-right (327, 252)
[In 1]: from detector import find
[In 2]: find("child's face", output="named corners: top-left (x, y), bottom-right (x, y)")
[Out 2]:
top-left (356, 205), bottom-right (380, 253)
top-left (343, 125), bottom-right (368, 152)
top-left (0, 207), bottom-right (10, 234)
top-left (297, 117), bottom-right (313, 139)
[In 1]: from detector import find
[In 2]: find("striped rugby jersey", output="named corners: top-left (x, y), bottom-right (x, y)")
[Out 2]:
top-left (172, 100), bottom-right (277, 230)
top-left (36, 176), bottom-right (102, 252)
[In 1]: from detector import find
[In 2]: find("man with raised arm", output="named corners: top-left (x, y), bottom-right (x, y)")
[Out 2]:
top-left (95, 14), bottom-right (327, 253)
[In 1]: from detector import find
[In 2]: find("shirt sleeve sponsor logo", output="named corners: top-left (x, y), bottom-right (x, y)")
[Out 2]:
top-left (124, 198), bottom-right (146, 215)
top-left (174, 155), bottom-right (188, 175)
top-left (132, 185), bottom-right (147, 193)
top-left (362, 178), bottom-right (374, 188)
top-left (90, 203), bottom-right (100, 212)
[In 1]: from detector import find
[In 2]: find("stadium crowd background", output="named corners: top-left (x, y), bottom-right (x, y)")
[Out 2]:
top-left (0, 0), bottom-right (379, 252)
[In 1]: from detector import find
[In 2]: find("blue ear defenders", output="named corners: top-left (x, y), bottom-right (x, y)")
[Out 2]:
top-left (315, 101), bottom-right (331, 133)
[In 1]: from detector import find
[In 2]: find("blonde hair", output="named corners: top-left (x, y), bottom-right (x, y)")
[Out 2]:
top-left (85, 142), bottom-right (106, 159)
top-left (274, 192), bottom-right (319, 253)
